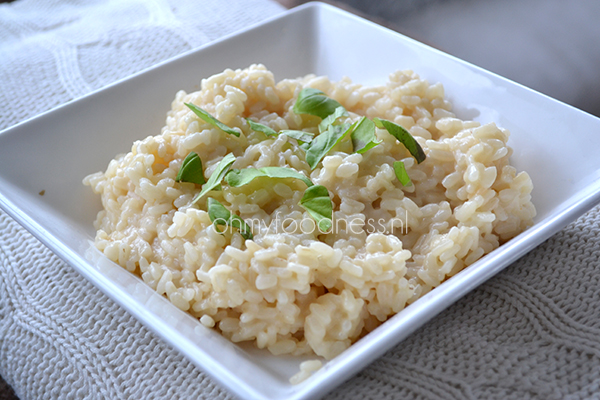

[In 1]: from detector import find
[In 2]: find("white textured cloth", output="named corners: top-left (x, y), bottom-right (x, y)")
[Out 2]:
top-left (2, 1), bottom-right (600, 399)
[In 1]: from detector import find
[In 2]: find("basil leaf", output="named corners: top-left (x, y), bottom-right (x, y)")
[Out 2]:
top-left (185, 103), bottom-right (240, 137)
top-left (318, 106), bottom-right (348, 133)
top-left (207, 197), bottom-right (230, 233)
top-left (305, 123), bottom-right (351, 170)
top-left (207, 197), bottom-right (253, 240)
top-left (373, 118), bottom-right (426, 163)
top-left (228, 214), bottom-right (253, 241)
top-left (351, 117), bottom-right (380, 154)
top-left (293, 88), bottom-right (344, 120)
top-left (299, 142), bottom-right (310, 152)
top-left (299, 185), bottom-right (333, 232)
top-left (393, 161), bottom-right (412, 186)
top-left (176, 152), bottom-right (206, 185)
top-left (225, 166), bottom-right (313, 188)
top-left (246, 118), bottom-right (278, 137)
top-left (224, 168), bottom-right (263, 187)
top-left (246, 118), bottom-right (315, 143)
top-left (280, 130), bottom-right (314, 144)
top-left (192, 153), bottom-right (236, 204)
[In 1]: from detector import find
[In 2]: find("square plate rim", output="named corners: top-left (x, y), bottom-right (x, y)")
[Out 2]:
top-left (1, 2), bottom-right (600, 400)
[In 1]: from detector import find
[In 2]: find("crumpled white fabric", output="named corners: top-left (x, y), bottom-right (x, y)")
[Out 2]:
top-left (3, 1), bottom-right (600, 399)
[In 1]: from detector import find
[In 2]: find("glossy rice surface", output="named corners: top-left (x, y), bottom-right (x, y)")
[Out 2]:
top-left (84, 65), bottom-right (535, 359)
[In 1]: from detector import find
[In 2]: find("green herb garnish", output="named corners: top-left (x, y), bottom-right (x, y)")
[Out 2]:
top-left (225, 166), bottom-right (313, 188)
top-left (207, 197), bottom-right (253, 240)
top-left (299, 184), bottom-right (333, 232)
top-left (176, 152), bottom-right (206, 185)
top-left (280, 130), bottom-right (315, 144)
top-left (318, 106), bottom-right (348, 133)
top-left (393, 161), bottom-right (412, 186)
top-left (246, 118), bottom-right (316, 144)
top-left (305, 123), bottom-right (351, 170)
top-left (192, 153), bottom-right (236, 204)
top-left (373, 118), bottom-right (426, 163)
top-left (185, 103), bottom-right (240, 137)
top-left (291, 90), bottom-right (385, 168)
top-left (246, 119), bottom-right (278, 137)
top-left (350, 117), bottom-right (380, 154)
top-left (293, 88), bottom-right (344, 120)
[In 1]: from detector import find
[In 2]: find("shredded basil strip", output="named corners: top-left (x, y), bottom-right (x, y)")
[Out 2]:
top-left (246, 119), bottom-right (278, 137)
top-left (185, 103), bottom-right (240, 137)
top-left (293, 88), bottom-right (344, 120)
top-left (192, 153), bottom-right (236, 204)
top-left (207, 197), bottom-right (253, 240)
top-left (246, 119), bottom-right (314, 143)
top-left (225, 167), bottom-right (313, 188)
top-left (175, 151), bottom-right (206, 185)
top-left (373, 118), bottom-right (426, 163)
top-left (299, 185), bottom-right (333, 232)
top-left (318, 106), bottom-right (348, 133)
top-left (351, 117), bottom-right (380, 154)
top-left (305, 123), bottom-right (351, 170)
top-left (393, 161), bottom-right (412, 186)
top-left (280, 130), bottom-right (314, 144)
top-left (299, 142), bottom-right (311, 152)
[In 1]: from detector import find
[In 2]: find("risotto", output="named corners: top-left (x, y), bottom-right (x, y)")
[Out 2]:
top-left (84, 64), bottom-right (535, 362)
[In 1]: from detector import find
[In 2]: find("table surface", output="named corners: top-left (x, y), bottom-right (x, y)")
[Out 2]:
top-left (2, 1), bottom-right (600, 399)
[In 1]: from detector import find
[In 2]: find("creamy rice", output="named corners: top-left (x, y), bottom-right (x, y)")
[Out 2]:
top-left (84, 64), bottom-right (535, 361)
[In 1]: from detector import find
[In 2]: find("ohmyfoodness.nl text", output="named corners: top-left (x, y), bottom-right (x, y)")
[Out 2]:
top-left (212, 212), bottom-right (409, 236)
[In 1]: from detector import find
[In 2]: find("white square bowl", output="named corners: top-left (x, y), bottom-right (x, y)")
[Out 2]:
top-left (2, 2), bottom-right (600, 399)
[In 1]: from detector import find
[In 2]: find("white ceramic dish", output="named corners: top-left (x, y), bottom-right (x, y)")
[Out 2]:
top-left (2, 2), bottom-right (600, 399)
